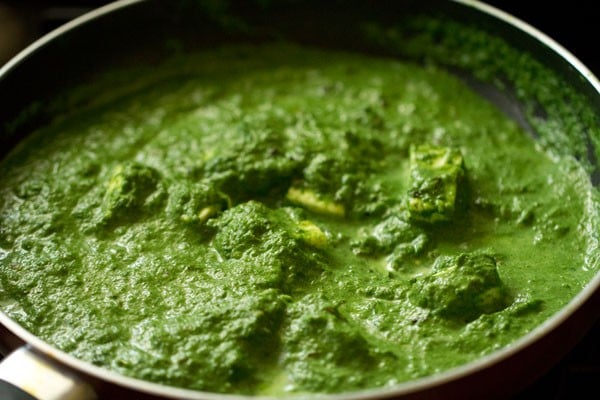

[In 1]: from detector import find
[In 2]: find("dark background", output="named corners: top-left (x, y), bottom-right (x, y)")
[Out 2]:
top-left (1, 1), bottom-right (599, 76)
top-left (487, 1), bottom-right (598, 77)
top-left (0, 1), bottom-right (598, 399)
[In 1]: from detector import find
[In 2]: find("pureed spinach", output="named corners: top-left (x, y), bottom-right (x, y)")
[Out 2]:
top-left (0, 43), bottom-right (598, 395)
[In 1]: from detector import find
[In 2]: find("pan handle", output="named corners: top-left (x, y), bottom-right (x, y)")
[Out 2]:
top-left (0, 346), bottom-right (96, 400)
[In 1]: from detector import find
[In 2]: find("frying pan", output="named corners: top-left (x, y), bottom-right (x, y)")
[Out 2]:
top-left (0, 1), bottom-right (598, 399)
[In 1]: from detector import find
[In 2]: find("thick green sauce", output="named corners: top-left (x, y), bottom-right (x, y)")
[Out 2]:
top-left (0, 44), bottom-right (597, 395)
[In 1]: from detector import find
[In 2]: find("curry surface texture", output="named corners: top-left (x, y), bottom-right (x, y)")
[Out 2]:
top-left (0, 44), bottom-right (598, 395)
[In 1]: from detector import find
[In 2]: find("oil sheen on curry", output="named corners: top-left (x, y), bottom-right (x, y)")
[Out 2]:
top-left (0, 44), bottom-right (597, 395)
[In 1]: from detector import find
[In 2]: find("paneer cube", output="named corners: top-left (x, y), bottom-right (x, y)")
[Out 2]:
top-left (408, 145), bottom-right (464, 223)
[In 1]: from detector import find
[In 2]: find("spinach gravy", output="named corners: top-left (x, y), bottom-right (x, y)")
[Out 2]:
top-left (0, 44), bottom-right (597, 395)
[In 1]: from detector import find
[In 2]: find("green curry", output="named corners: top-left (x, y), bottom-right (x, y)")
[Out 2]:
top-left (0, 43), bottom-right (598, 395)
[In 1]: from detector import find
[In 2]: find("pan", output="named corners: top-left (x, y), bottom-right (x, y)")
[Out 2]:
top-left (0, 1), bottom-right (598, 399)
